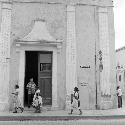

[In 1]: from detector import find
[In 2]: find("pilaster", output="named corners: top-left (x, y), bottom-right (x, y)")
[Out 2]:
top-left (66, 5), bottom-right (77, 109)
top-left (98, 7), bottom-right (111, 96)
top-left (52, 49), bottom-right (58, 109)
top-left (18, 50), bottom-right (25, 107)
top-left (98, 7), bottom-right (112, 109)
top-left (0, 1), bottom-right (12, 111)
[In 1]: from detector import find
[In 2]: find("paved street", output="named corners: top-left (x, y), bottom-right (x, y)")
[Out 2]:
top-left (0, 108), bottom-right (125, 124)
top-left (0, 107), bottom-right (125, 121)
top-left (1, 120), bottom-right (125, 125)
top-left (0, 107), bottom-right (125, 123)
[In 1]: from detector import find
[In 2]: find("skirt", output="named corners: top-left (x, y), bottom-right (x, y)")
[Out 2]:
top-left (13, 95), bottom-right (22, 108)
top-left (71, 98), bottom-right (80, 110)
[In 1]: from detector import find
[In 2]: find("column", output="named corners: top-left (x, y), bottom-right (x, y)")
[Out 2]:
top-left (98, 8), bottom-right (111, 95)
top-left (18, 50), bottom-right (25, 107)
top-left (0, 2), bottom-right (12, 111)
top-left (52, 49), bottom-right (58, 109)
top-left (66, 5), bottom-right (77, 109)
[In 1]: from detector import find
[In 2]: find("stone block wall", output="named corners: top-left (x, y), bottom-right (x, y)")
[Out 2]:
top-left (76, 5), bottom-right (96, 109)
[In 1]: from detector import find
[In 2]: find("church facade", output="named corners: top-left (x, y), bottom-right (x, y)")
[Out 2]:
top-left (0, 0), bottom-right (116, 111)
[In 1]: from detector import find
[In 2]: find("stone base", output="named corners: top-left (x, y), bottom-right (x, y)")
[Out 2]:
top-left (100, 101), bottom-right (113, 110)
top-left (65, 100), bottom-right (71, 111)
top-left (95, 104), bottom-right (100, 110)
top-left (51, 106), bottom-right (59, 111)
top-left (0, 102), bottom-right (9, 112)
top-left (99, 95), bottom-right (117, 110)
top-left (65, 94), bottom-right (71, 110)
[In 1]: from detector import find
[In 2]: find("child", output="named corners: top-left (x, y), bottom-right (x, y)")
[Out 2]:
top-left (12, 84), bottom-right (24, 113)
top-left (26, 78), bottom-right (36, 108)
top-left (69, 87), bottom-right (82, 115)
top-left (32, 87), bottom-right (42, 113)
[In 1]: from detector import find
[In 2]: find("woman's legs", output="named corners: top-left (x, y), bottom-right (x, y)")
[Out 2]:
top-left (119, 96), bottom-right (122, 108)
top-left (28, 94), bottom-right (32, 108)
top-left (13, 103), bottom-right (17, 113)
top-left (78, 100), bottom-right (82, 115)
top-left (37, 104), bottom-right (41, 113)
top-left (19, 107), bottom-right (24, 113)
top-left (118, 96), bottom-right (121, 108)
top-left (121, 96), bottom-right (122, 108)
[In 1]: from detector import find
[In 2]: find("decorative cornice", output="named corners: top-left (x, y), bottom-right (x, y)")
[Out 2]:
top-left (1, 2), bottom-right (12, 10)
top-left (0, 0), bottom-right (13, 3)
top-left (0, 0), bottom-right (113, 7)
top-left (15, 20), bottom-right (63, 47)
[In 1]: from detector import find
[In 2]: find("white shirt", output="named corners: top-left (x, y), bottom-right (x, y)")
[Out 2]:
top-left (118, 88), bottom-right (122, 96)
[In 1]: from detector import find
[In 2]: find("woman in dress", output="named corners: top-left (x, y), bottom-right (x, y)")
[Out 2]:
top-left (69, 87), bottom-right (82, 115)
top-left (12, 84), bottom-right (24, 113)
top-left (32, 86), bottom-right (42, 113)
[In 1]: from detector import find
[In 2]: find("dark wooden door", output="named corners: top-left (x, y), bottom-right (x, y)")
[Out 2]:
top-left (38, 52), bottom-right (52, 105)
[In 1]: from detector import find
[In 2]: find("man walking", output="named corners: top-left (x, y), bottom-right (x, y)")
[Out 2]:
top-left (117, 86), bottom-right (122, 108)
top-left (26, 78), bottom-right (36, 108)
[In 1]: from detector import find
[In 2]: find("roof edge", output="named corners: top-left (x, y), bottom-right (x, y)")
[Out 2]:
top-left (0, 0), bottom-right (113, 7)
top-left (116, 46), bottom-right (125, 52)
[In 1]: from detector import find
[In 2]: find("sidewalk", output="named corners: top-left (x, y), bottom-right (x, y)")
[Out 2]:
top-left (0, 107), bottom-right (125, 121)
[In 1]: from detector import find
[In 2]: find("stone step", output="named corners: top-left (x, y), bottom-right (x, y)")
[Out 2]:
top-left (24, 106), bottom-right (52, 112)
top-left (0, 115), bottom-right (125, 121)
top-left (0, 113), bottom-right (125, 121)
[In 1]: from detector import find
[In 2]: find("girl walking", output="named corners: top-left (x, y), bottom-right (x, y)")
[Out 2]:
top-left (12, 84), bottom-right (24, 113)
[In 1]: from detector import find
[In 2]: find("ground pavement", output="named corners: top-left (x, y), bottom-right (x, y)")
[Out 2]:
top-left (1, 119), bottom-right (125, 125)
top-left (0, 107), bottom-right (125, 121)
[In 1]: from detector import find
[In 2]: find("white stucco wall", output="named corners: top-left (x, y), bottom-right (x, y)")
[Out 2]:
top-left (0, 0), bottom-right (115, 111)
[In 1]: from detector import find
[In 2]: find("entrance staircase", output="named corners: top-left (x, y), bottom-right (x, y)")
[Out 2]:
top-left (24, 105), bottom-right (52, 113)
